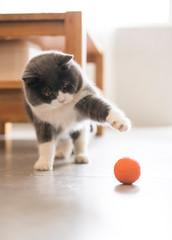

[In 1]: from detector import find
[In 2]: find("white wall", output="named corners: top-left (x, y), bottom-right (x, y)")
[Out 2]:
top-left (109, 27), bottom-right (172, 127)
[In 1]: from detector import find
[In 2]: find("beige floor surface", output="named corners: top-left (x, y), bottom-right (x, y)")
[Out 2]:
top-left (0, 127), bottom-right (172, 240)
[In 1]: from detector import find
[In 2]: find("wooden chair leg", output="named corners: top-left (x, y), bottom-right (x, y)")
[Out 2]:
top-left (95, 53), bottom-right (104, 136)
top-left (65, 11), bottom-right (87, 68)
top-left (95, 53), bottom-right (104, 91)
top-left (0, 123), bottom-right (5, 135)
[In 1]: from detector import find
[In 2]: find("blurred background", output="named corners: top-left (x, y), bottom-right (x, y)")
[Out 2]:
top-left (1, 0), bottom-right (172, 127)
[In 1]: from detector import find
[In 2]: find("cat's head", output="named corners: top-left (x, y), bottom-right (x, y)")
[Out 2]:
top-left (22, 51), bottom-right (82, 110)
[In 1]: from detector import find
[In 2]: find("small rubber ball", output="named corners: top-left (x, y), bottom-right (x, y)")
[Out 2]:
top-left (114, 157), bottom-right (141, 184)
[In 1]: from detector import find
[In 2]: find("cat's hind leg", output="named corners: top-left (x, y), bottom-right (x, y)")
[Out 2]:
top-left (71, 126), bottom-right (90, 164)
top-left (55, 138), bottom-right (73, 159)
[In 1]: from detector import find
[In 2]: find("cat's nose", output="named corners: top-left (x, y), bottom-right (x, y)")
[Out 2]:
top-left (58, 98), bottom-right (65, 103)
top-left (58, 91), bottom-right (66, 103)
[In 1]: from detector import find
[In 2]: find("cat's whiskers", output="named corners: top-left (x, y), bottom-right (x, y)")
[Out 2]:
top-left (72, 97), bottom-right (89, 110)
top-left (69, 82), bottom-right (78, 93)
top-left (69, 84), bottom-right (90, 111)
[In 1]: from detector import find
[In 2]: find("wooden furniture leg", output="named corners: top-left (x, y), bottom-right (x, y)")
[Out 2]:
top-left (95, 53), bottom-right (104, 136)
top-left (65, 12), bottom-right (87, 68)
top-left (0, 123), bottom-right (5, 135)
top-left (87, 35), bottom-right (104, 136)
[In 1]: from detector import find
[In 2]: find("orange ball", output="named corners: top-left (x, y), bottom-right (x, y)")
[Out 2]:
top-left (114, 158), bottom-right (141, 184)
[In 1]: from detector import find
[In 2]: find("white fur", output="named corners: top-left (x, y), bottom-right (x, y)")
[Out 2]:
top-left (34, 140), bottom-right (56, 170)
top-left (50, 91), bottom-right (73, 108)
top-left (106, 109), bottom-right (131, 132)
top-left (57, 91), bottom-right (73, 104)
top-left (56, 138), bottom-right (73, 159)
top-left (74, 126), bottom-right (90, 164)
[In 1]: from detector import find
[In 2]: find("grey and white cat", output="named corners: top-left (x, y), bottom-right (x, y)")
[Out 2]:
top-left (22, 51), bottom-right (131, 171)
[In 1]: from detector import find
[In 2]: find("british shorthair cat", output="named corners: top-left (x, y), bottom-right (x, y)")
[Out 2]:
top-left (22, 51), bottom-right (131, 171)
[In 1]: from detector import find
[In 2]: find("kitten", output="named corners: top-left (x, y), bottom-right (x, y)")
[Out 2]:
top-left (22, 51), bottom-right (131, 171)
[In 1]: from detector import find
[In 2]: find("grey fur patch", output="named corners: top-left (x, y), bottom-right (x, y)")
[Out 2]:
top-left (34, 120), bottom-right (62, 143)
top-left (75, 95), bottom-right (110, 122)
top-left (90, 123), bottom-right (93, 132)
top-left (70, 130), bottom-right (80, 141)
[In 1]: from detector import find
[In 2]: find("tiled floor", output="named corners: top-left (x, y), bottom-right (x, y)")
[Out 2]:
top-left (0, 127), bottom-right (172, 240)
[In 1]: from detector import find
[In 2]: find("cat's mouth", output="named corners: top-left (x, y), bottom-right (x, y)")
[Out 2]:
top-left (51, 97), bottom-right (73, 109)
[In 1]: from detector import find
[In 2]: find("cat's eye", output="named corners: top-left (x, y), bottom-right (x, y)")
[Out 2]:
top-left (63, 82), bottom-right (69, 89)
top-left (44, 91), bottom-right (53, 97)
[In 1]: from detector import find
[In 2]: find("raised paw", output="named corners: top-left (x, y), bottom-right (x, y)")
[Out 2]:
top-left (106, 110), bottom-right (131, 132)
top-left (111, 117), bottom-right (131, 132)
top-left (34, 159), bottom-right (53, 171)
top-left (75, 154), bottom-right (89, 164)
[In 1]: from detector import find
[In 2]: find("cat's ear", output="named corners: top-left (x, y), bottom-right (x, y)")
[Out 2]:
top-left (22, 77), bottom-right (39, 88)
top-left (58, 54), bottom-right (74, 67)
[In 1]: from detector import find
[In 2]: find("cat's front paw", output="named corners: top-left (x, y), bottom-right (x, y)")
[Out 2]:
top-left (106, 110), bottom-right (131, 132)
top-left (75, 154), bottom-right (89, 164)
top-left (34, 159), bottom-right (53, 171)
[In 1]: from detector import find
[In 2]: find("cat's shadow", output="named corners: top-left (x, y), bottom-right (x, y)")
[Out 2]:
top-left (53, 157), bottom-right (74, 169)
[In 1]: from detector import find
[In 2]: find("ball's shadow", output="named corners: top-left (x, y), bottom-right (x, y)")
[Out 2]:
top-left (114, 184), bottom-right (140, 194)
